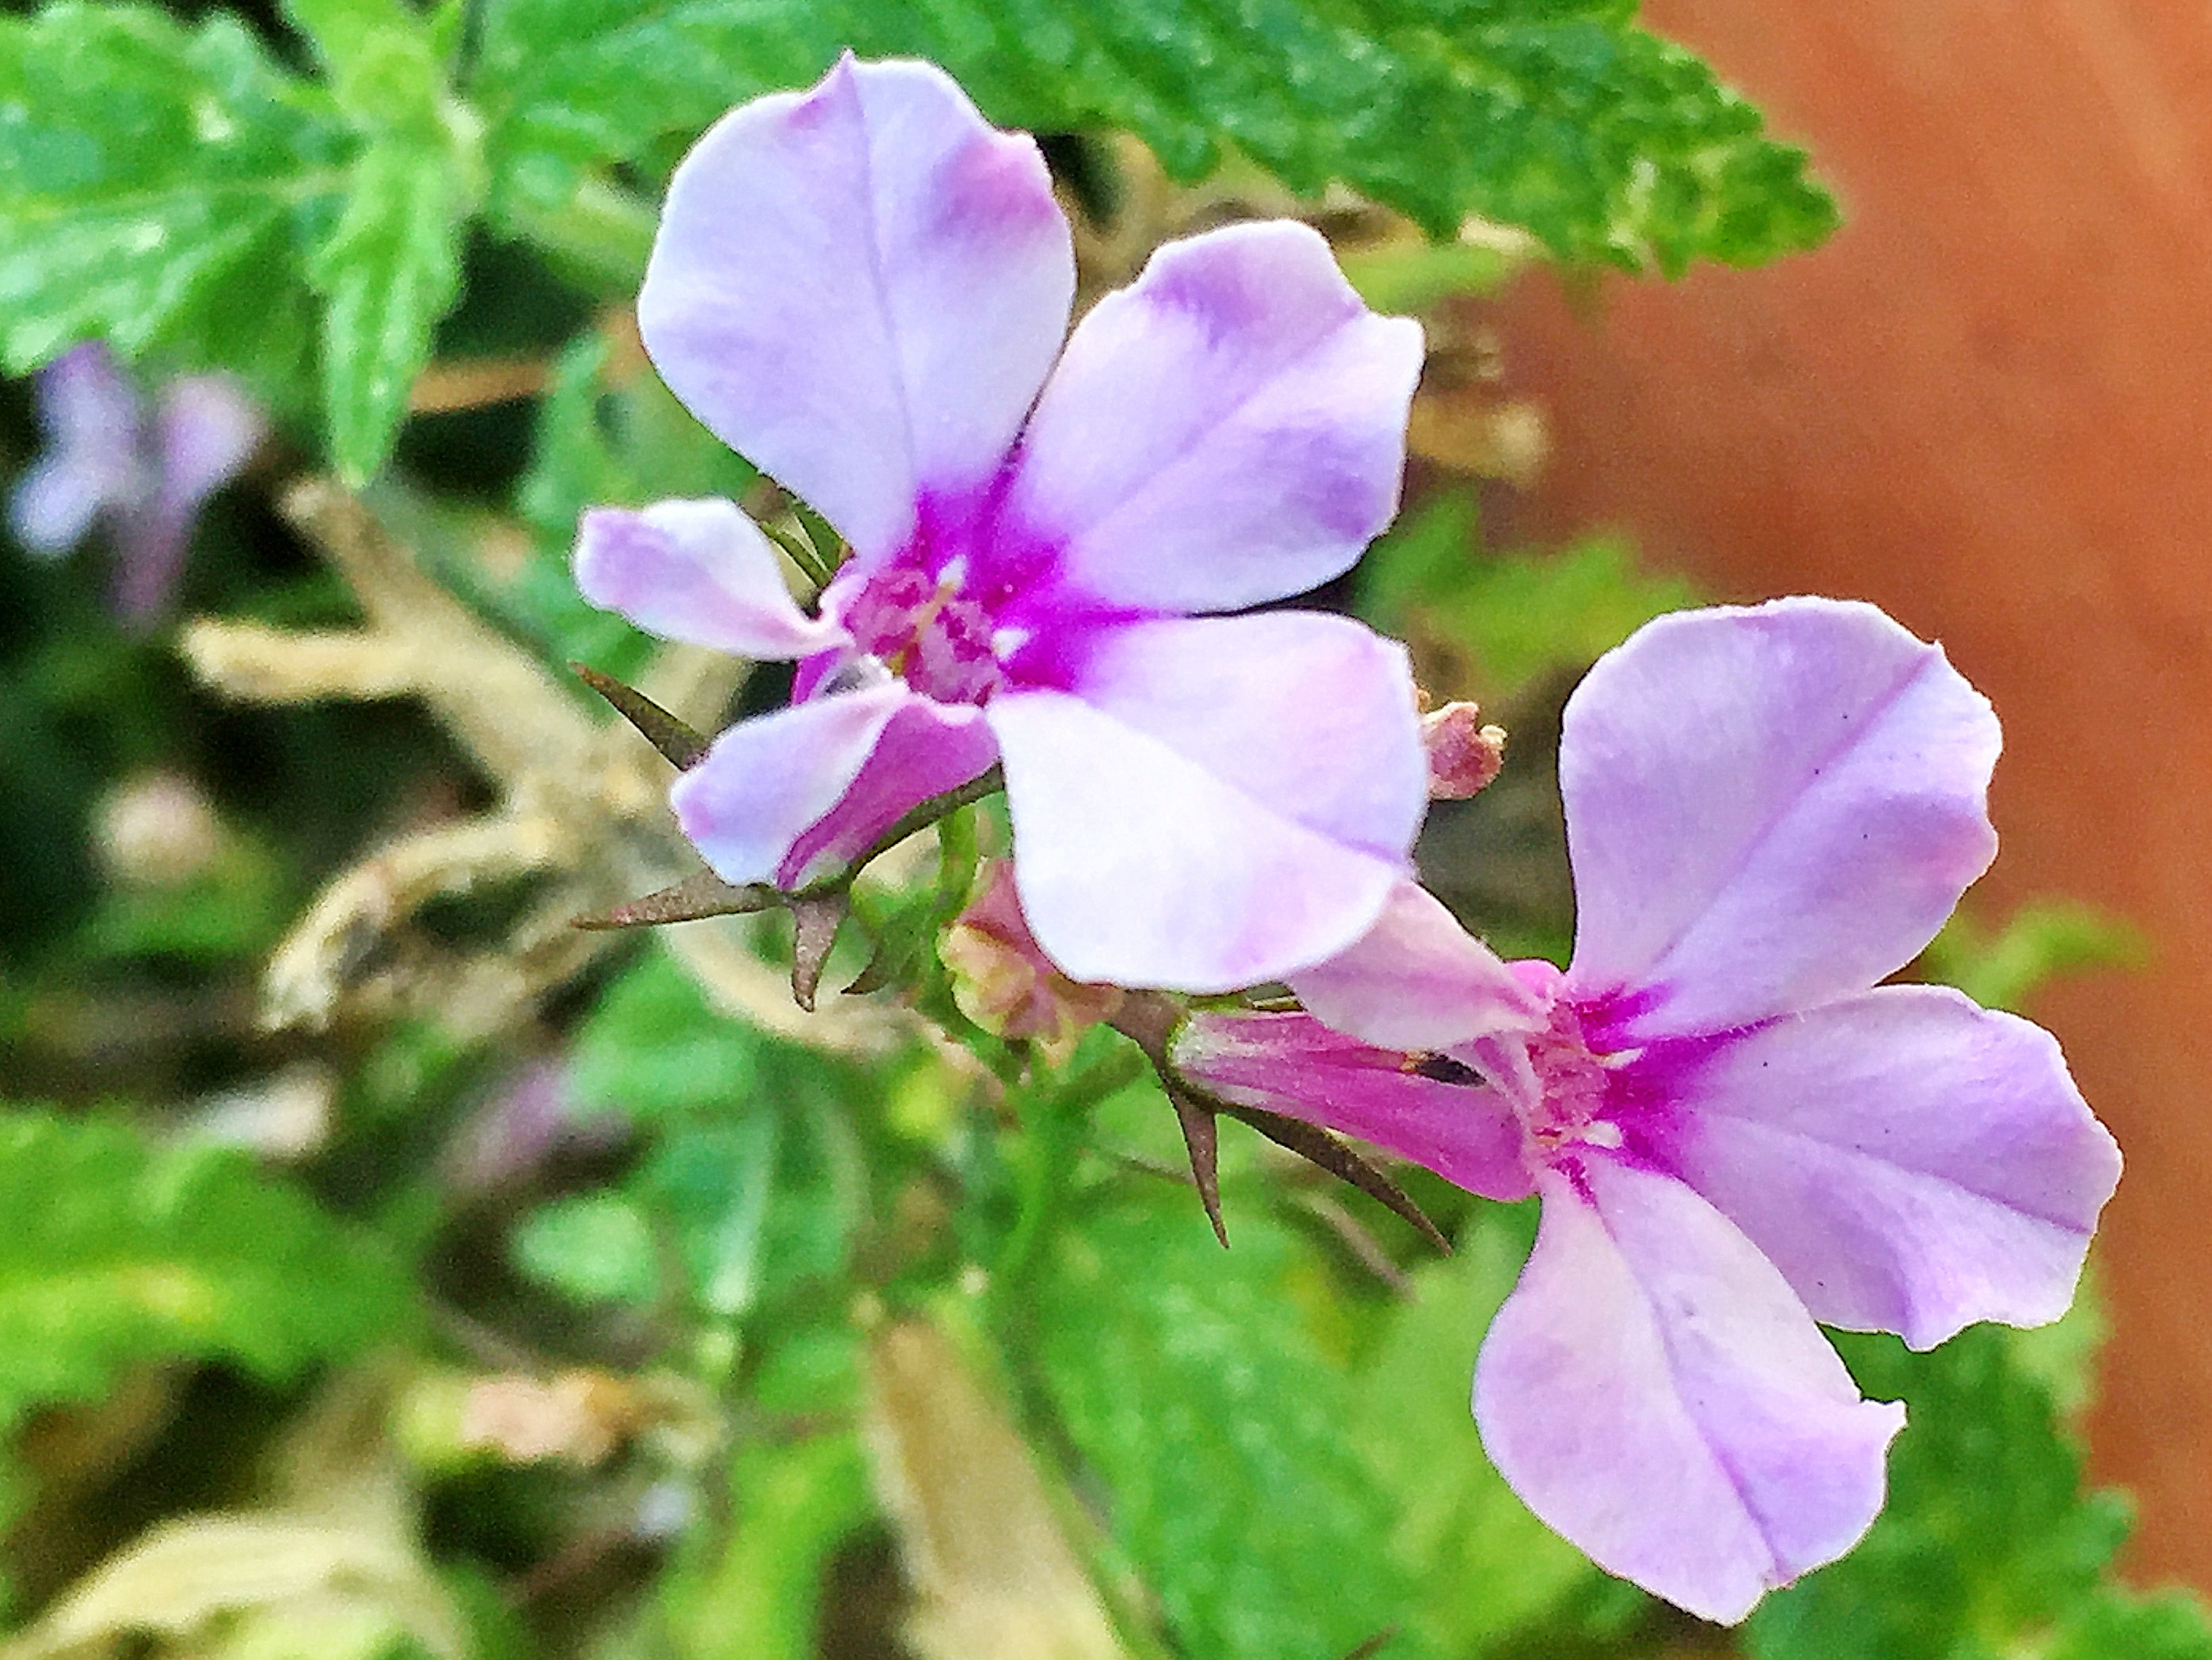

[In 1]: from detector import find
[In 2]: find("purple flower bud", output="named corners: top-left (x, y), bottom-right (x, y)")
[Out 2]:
top-left (9, 341), bottom-right (264, 626)
top-left (1420, 699), bottom-right (1506, 798)
top-left (940, 860), bottom-right (1122, 1057)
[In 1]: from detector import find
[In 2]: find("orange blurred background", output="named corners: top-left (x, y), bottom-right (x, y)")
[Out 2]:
top-left (1485, 0), bottom-right (2212, 1587)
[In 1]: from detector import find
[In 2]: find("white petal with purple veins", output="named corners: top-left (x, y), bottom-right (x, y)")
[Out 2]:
top-left (1560, 599), bottom-right (2001, 1041)
top-left (1662, 986), bottom-right (2121, 1349)
top-left (1288, 879), bottom-right (1543, 1050)
top-left (574, 501), bottom-right (848, 659)
top-left (671, 684), bottom-right (916, 885)
top-left (1476, 1161), bottom-right (1903, 1624)
top-left (639, 56), bottom-right (1072, 561)
top-left (1007, 221), bottom-right (1424, 613)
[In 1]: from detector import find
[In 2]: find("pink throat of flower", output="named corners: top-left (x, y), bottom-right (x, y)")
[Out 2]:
top-left (1477, 965), bottom-right (1626, 1167)
top-left (834, 560), bottom-right (1008, 704)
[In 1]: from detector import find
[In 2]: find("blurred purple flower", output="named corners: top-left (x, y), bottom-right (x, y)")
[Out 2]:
top-left (1173, 598), bottom-right (2121, 1622)
top-left (574, 55), bottom-right (1429, 992)
top-left (9, 342), bottom-right (264, 626)
top-left (444, 1059), bottom-right (625, 1196)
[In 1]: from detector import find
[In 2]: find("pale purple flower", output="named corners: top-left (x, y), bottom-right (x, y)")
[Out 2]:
top-left (1173, 597), bottom-right (2121, 1623)
top-left (573, 56), bottom-right (1429, 992)
top-left (10, 342), bottom-right (265, 625)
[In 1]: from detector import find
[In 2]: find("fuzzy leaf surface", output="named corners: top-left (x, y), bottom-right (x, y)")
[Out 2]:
top-left (1747, 1325), bottom-right (2212, 1660)
top-left (311, 134), bottom-right (467, 483)
top-left (470, 0), bottom-right (1835, 271)
top-left (1035, 1191), bottom-right (1412, 1660)
top-left (0, 5), bottom-right (351, 389)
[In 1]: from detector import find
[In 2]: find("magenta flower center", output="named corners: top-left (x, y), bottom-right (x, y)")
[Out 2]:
top-left (1468, 963), bottom-right (1635, 1173)
top-left (1518, 1004), bottom-right (1620, 1156)
top-left (832, 558), bottom-right (1009, 704)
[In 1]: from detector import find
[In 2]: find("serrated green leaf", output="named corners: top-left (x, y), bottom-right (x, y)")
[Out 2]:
top-left (0, 5), bottom-right (350, 391)
top-left (1351, 1205), bottom-right (1623, 1655)
top-left (0, 1110), bottom-right (413, 1417)
top-left (282, 0), bottom-right (447, 128)
top-left (311, 134), bottom-right (467, 483)
top-left (1035, 1191), bottom-right (1415, 1660)
top-left (1746, 1326), bottom-right (2168, 1660)
top-left (470, 0), bottom-right (1834, 274)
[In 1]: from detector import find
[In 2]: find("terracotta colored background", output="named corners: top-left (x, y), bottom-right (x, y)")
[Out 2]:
top-left (1484, 0), bottom-right (2212, 1587)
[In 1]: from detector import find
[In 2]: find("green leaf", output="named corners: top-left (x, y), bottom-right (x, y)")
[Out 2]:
top-left (470, 0), bottom-right (1834, 274)
top-left (1746, 1325), bottom-right (2210, 1660)
top-left (2045, 1591), bottom-right (2212, 1660)
top-left (0, 5), bottom-right (352, 388)
top-left (1351, 1205), bottom-right (1627, 1654)
top-left (513, 1192), bottom-right (660, 1307)
top-left (1035, 1190), bottom-right (1414, 1660)
top-left (569, 946), bottom-right (777, 1124)
top-left (507, 331), bottom-right (756, 674)
top-left (662, 1434), bottom-right (874, 1660)
top-left (566, 947), bottom-right (867, 1314)
top-left (639, 1115), bottom-right (781, 1319)
top-left (1919, 898), bottom-right (2145, 1015)
top-left (0, 1110), bottom-right (414, 1417)
top-left (311, 133), bottom-right (468, 484)
top-left (281, 0), bottom-right (447, 128)
top-left (1357, 491), bottom-right (1699, 700)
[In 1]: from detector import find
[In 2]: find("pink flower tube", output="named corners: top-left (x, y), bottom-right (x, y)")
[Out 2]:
top-left (1173, 597), bottom-right (2121, 1623)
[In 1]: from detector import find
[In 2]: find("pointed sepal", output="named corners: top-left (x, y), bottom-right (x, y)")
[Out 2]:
top-left (572, 662), bottom-right (712, 770)
top-left (571, 870), bottom-right (779, 930)
top-left (789, 892), bottom-right (849, 1011)
top-left (1220, 1100), bottom-right (1450, 1254)
top-left (1167, 1084), bottom-right (1229, 1248)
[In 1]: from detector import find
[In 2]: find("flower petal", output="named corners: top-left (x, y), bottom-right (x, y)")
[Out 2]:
top-left (1288, 879), bottom-right (1543, 1050)
top-left (12, 343), bottom-right (146, 554)
top-left (1655, 986), bottom-right (2121, 1349)
top-left (1171, 1009), bottom-right (1533, 1201)
top-left (154, 375), bottom-right (264, 507)
top-left (1560, 599), bottom-right (2001, 1041)
top-left (670, 683), bottom-right (914, 884)
top-left (1005, 221), bottom-right (1424, 613)
top-left (987, 612), bottom-right (1424, 990)
top-left (772, 694), bottom-right (996, 888)
top-left (11, 454), bottom-right (114, 557)
top-left (638, 56), bottom-right (1073, 560)
top-left (1476, 1161), bottom-right (1904, 1624)
top-left (574, 500), bottom-right (848, 658)
top-left (98, 377), bottom-right (261, 625)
